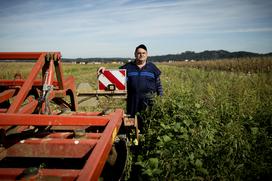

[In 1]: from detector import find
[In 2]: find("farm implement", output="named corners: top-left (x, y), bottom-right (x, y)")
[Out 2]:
top-left (0, 52), bottom-right (138, 180)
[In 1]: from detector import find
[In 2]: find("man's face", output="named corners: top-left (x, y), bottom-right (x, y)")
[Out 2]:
top-left (135, 48), bottom-right (148, 64)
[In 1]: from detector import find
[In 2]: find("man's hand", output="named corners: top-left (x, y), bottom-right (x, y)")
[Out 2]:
top-left (97, 67), bottom-right (106, 76)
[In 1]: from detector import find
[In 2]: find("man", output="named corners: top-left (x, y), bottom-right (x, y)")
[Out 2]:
top-left (98, 44), bottom-right (163, 130)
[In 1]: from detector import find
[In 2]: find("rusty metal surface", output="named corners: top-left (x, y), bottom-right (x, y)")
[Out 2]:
top-left (0, 168), bottom-right (79, 180)
top-left (0, 52), bottom-right (131, 180)
top-left (5, 138), bottom-right (97, 158)
top-left (7, 53), bottom-right (46, 113)
top-left (18, 99), bottom-right (38, 114)
top-left (0, 89), bottom-right (16, 104)
top-left (0, 113), bottom-right (110, 126)
top-left (77, 109), bottom-right (124, 181)
top-left (0, 109), bottom-right (124, 180)
top-left (0, 52), bottom-right (56, 60)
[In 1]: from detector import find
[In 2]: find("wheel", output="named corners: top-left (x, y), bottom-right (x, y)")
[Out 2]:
top-left (101, 136), bottom-right (131, 181)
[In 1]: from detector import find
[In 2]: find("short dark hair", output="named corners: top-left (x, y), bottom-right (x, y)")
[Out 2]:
top-left (135, 44), bottom-right (147, 52)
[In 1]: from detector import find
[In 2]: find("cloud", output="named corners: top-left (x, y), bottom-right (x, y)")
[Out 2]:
top-left (0, 0), bottom-right (272, 57)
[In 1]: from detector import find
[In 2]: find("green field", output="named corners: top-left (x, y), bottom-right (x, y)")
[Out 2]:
top-left (0, 57), bottom-right (271, 180)
top-left (139, 58), bottom-right (272, 180)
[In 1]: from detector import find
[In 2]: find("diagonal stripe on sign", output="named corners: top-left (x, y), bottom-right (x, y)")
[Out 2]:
top-left (99, 83), bottom-right (106, 90)
top-left (119, 69), bottom-right (126, 76)
top-left (103, 71), bottom-right (126, 90)
top-left (99, 74), bottom-right (111, 90)
top-left (111, 70), bottom-right (126, 87)
top-left (98, 74), bottom-right (109, 90)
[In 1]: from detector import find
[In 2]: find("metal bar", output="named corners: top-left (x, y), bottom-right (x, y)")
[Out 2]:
top-left (63, 75), bottom-right (78, 111)
top-left (85, 133), bottom-right (102, 139)
top-left (45, 132), bottom-right (102, 140)
top-left (72, 112), bottom-right (102, 116)
top-left (77, 90), bottom-right (127, 96)
top-left (0, 52), bottom-right (44, 60)
top-left (0, 79), bottom-right (57, 87)
top-left (63, 76), bottom-right (75, 89)
top-left (38, 169), bottom-right (80, 180)
top-left (45, 132), bottom-right (73, 138)
top-left (0, 109), bottom-right (7, 113)
top-left (18, 99), bottom-right (38, 114)
top-left (0, 113), bottom-right (110, 126)
top-left (0, 89), bottom-right (16, 104)
top-left (19, 138), bottom-right (97, 145)
top-left (16, 126), bottom-right (31, 133)
top-left (77, 109), bottom-right (124, 181)
top-left (4, 98), bottom-right (37, 134)
top-left (5, 138), bottom-right (97, 158)
top-left (0, 78), bottom-right (77, 95)
top-left (44, 132), bottom-right (101, 139)
top-left (42, 56), bottom-right (50, 84)
top-left (0, 168), bottom-right (80, 180)
top-left (7, 53), bottom-right (46, 113)
top-left (50, 125), bottom-right (90, 131)
top-left (48, 90), bottom-right (67, 100)
top-left (55, 75), bottom-right (78, 111)
top-left (48, 59), bottom-right (54, 85)
top-left (0, 168), bottom-right (25, 180)
top-left (54, 57), bottom-right (64, 90)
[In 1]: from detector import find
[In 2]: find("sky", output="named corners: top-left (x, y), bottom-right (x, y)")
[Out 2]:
top-left (0, 0), bottom-right (272, 58)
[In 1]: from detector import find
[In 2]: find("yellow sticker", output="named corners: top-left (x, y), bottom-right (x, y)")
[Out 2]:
top-left (112, 127), bottom-right (117, 144)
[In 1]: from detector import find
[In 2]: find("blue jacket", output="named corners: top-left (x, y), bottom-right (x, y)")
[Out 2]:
top-left (120, 61), bottom-right (163, 117)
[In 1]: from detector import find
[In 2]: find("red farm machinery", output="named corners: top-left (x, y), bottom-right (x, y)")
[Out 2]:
top-left (0, 52), bottom-right (138, 180)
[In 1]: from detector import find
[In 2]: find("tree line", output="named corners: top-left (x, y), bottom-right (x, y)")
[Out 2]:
top-left (62, 50), bottom-right (272, 63)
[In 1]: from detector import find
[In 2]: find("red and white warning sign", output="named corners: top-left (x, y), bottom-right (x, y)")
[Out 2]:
top-left (98, 69), bottom-right (126, 91)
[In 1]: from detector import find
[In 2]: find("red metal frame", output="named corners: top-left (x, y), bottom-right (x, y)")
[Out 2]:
top-left (0, 52), bottom-right (77, 114)
top-left (0, 52), bottom-right (127, 180)
top-left (0, 109), bottom-right (124, 180)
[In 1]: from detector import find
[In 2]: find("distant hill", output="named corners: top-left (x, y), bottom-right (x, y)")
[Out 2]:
top-left (61, 50), bottom-right (272, 63)
top-left (147, 50), bottom-right (272, 62)
top-left (62, 57), bottom-right (128, 63)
